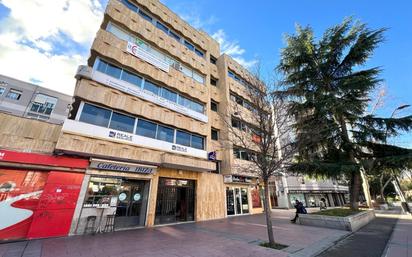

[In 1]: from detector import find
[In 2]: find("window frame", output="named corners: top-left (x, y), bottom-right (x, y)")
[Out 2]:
top-left (211, 128), bottom-right (219, 141)
top-left (211, 100), bottom-right (218, 112)
top-left (5, 89), bottom-right (22, 100)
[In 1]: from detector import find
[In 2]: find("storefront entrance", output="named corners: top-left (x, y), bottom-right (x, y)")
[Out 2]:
top-left (115, 180), bottom-right (150, 229)
top-left (155, 178), bottom-right (195, 225)
top-left (226, 187), bottom-right (249, 216)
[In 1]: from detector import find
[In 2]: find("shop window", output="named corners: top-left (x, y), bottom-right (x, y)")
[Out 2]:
top-left (161, 87), bottom-right (178, 103)
top-left (136, 119), bottom-right (157, 139)
top-left (84, 177), bottom-right (121, 207)
top-left (176, 130), bottom-right (191, 147)
top-left (79, 103), bottom-right (111, 127)
top-left (211, 128), bottom-right (219, 141)
top-left (211, 100), bottom-right (218, 112)
top-left (6, 89), bottom-right (22, 100)
top-left (191, 135), bottom-right (204, 150)
top-left (157, 125), bottom-right (174, 143)
top-left (28, 93), bottom-right (58, 115)
top-left (109, 112), bottom-right (135, 133)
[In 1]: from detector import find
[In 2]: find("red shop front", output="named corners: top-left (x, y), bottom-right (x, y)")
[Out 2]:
top-left (0, 149), bottom-right (89, 241)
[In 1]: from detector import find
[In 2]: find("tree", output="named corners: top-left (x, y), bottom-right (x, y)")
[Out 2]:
top-left (220, 71), bottom-right (296, 248)
top-left (276, 18), bottom-right (412, 210)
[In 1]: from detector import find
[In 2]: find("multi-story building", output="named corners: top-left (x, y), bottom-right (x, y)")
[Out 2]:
top-left (0, 74), bottom-right (71, 124)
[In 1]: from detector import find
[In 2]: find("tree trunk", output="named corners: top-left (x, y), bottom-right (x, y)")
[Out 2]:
top-left (379, 174), bottom-right (386, 203)
top-left (263, 178), bottom-right (276, 247)
top-left (350, 170), bottom-right (361, 210)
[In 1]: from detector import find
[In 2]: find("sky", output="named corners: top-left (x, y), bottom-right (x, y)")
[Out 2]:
top-left (0, 0), bottom-right (410, 147)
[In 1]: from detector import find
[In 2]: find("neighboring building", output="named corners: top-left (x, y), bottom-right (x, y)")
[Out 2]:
top-left (0, 74), bottom-right (71, 124)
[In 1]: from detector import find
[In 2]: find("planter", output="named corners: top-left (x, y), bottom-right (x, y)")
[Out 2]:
top-left (298, 209), bottom-right (375, 232)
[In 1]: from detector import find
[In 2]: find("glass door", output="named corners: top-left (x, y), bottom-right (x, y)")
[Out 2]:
top-left (241, 188), bottom-right (249, 213)
top-left (226, 188), bottom-right (235, 215)
top-left (115, 180), bottom-right (149, 229)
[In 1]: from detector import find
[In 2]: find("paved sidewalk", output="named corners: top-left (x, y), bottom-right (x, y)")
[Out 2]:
top-left (0, 209), bottom-right (348, 257)
top-left (383, 214), bottom-right (412, 257)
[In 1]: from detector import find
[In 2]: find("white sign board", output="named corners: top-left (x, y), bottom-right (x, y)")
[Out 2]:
top-left (127, 41), bottom-right (170, 72)
top-left (90, 159), bottom-right (156, 174)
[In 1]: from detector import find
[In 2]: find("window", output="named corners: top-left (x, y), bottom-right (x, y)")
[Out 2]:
top-left (184, 40), bottom-right (195, 51)
top-left (211, 101), bottom-right (218, 112)
top-left (211, 129), bottom-right (219, 141)
top-left (106, 63), bottom-right (122, 79)
top-left (210, 55), bottom-right (217, 64)
top-left (96, 59), bottom-right (108, 73)
top-left (6, 89), bottom-right (22, 100)
top-left (156, 125), bottom-right (174, 143)
top-left (0, 87), bottom-right (5, 96)
top-left (121, 0), bottom-right (138, 12)
top-left (233, 148), bottom-right (253, 161)
top-left (176, 130), bottom-right (191, 147)
top-left (169, 30), bottom-right (181, 41)
top-left (135, 119), bottom-right (157, 139)
top-left (191, 101), bottom-right (204, 114)
top-left (191, 135), bottom-right (204, 150)
top-left (161, 87), bottom-right (177, 103)
top-left (138, 9), bottom-right (152, 22)
top-left (143, 80), bottom-right (160, 95)
top-left (210, 77), bottom-right (217, 86)
top-left (228, 71), bottom-right (236, 79)
top-left (109, 112), bottom-right (135, 133)
top-left (121, 70), bottom-right (142, 87)
top-left (156, 21), bottom-right (169, 34)
top-left (84, 177), bottom-right (121, 207)
top-left (231, 118), bottom-right (247, 131)
top-left (79, 103), bottom-right (111, 127)
top-left (29, 93), bottom-right (58, 115)
top-left (213, 161), bottom-right (221, 174)
top-left (195, 48), bottom-right (204, 58)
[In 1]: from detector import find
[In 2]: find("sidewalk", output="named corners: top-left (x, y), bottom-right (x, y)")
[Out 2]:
top-left (0, 209), bottom-right (348, 257)
top-left (383, 214), bottom-right (412, 257)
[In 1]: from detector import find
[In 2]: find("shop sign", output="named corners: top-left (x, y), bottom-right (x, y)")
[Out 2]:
top-left (223, 175), bottom-right (252, 184)
top-left (127, 41), bottom-right (170, 72)
top-left (91, 71), bottom-right (208, 123)
top-left (90, 159), bottom-right (156, 175)
top-left (109, 131), bottom-right (133, 142)
top-left (208, 151), bottom-right (216, 161)
top-left (172, 144), bottom-right (187, 153)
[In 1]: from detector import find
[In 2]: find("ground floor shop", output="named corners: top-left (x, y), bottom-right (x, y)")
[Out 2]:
top-left (70, 158), bottom-right (225, 234)
top-left (0, 149), bottom-right (88, 241)
top-left (224, 175), bottom-right (264, 216)
top-left (288, 192), bottom-right (348, 208)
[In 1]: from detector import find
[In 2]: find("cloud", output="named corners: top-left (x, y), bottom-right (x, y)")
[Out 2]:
top-left (0, 0), bottom-right (105, 95)
top-left (212, 29), bottom-right (258, 69)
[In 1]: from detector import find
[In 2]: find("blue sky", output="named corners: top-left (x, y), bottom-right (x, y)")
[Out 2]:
top-left (0, 0), bottom-right (410, 147)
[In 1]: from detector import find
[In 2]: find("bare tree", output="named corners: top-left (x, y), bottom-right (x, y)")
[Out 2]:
top-left (219, 70), bottom-right (296, 247)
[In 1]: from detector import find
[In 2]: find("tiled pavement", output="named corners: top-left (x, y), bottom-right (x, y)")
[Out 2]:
top-left (0, 209), bottom-right (349, 257)
top-left (383, 214), bottom-right (412, 257)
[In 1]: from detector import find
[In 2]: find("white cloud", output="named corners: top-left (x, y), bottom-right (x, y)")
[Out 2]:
top-left (0, 0), bottom-right (104, 95)
top-left (212, 29), bottom-right (258, 69)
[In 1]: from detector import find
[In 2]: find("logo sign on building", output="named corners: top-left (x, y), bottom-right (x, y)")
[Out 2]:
top-left (223, 175), bottom-right (252, 184)
top-left (172, 144), bottom-right (188, 153)
top-left (127, 42), bottom-right (170, 72)
top-left (109, 131), bottom-right (133, 142)
top-left (90, 159), bottom-right (156, 175)
top-left (0, 151), bottom-right (5, 160)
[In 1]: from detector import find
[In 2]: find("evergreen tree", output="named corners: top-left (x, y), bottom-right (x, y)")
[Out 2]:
top-left (276, 18), bottom-right (412, 210)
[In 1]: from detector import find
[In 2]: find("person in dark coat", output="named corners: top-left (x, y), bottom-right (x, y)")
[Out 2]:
top-left (291, 199), bottom-right (307, 223)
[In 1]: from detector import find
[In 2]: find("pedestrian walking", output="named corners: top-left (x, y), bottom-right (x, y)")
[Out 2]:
top-left (291, 199), bottom-right (307, 223)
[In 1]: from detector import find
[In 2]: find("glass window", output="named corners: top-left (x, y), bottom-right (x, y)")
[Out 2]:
top-left (143, 80), bottom-right (160, 95)
top-left (184, 40), bottom-right (195, 51)
top-left (192, 72), bottom-right (205, 84)
top-left (180, 65), bottom-right (193, 78)
top-left (191, 135), bottom-right (204, 149)
top-left (0, 87), bottom-right (5, 95)
top-left (211, 129), bottom-right (219, 141)
top-left (136, 119), bottom-right (157, 138)
top-left (109, 112), bottom-right (135, 133)
top-left (210, 56), bottom-right (217, 64)
top-left (191, 101), bottom-right (204, 114)
top-left (178, 96), bottom-right (191, 109)
top-left (161, 87), bottom-right (177, 103)
top-left (79, 103), bottom-right (112, 127)
top-left (211, 101), bottom-right (218, 112)
top-left (169, 30), bottom-right (181, 42)
top-left (228, 71), bottom-right (236, 79)
top-left (29, 94), bottom-right (58, 115)
top-left (107, 23), bottom-right (131, 42)
top-left (6, 89), bottom-right (22, 100)
top-left (231, 118), bottom-right (240, 128)
top-left (195, 48), bottom-right (204, 58)
top-left (210, 78), bottom-right (217, 86)
top-left (106, 63), bottom-right (122, 79)
top-left (241, 151), bottom-right (250, 161)
top-left (121, 70), bottom-right (142, 87)
top-left (156, 125), bottom-right (174, 143)
top-left (138, 10), bottom-right (152, 22)
top-left (176, 130), bottom-right (191, 147)
top-left (84, 177), bottom-right (121, 207)
top-left (233, 148), bottom-right (241, 159)
top-left (156, 21), bottom-right (169, 34)
top-left (96, 59), bottom-right (108, 73)
top-left (121, 0), bottom-right (138, 12)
